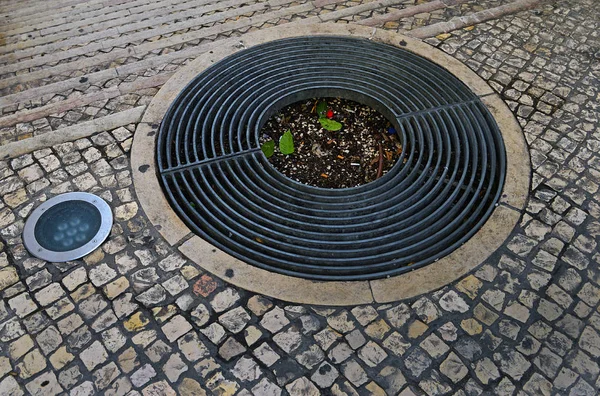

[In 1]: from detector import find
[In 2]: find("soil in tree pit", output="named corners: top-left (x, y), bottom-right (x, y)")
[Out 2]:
top-left (260, 98), bottom-right (403, 189)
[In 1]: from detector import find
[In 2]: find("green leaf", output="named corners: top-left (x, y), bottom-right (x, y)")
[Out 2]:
top-left (316, 100), bottom-right (327, 117)
top-left (261, 139), bottom-right (275, 158)
top-left (279, 130), bottom-right (294, 155)
top-left (319, 117), bottom-right (342, 131)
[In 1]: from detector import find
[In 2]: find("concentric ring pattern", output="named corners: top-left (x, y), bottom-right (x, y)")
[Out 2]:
top-left (157, 36), bottom-right (506, 281)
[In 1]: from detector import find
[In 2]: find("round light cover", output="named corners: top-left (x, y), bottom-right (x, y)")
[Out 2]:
top-left (23, 192), bottom-right (113, 262)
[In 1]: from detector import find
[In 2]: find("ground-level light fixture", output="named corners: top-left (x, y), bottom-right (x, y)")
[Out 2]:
top-left (23, 192), bottom-right (112, 262)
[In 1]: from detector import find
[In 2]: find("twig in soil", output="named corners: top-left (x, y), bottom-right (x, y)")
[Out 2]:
top-left (376, 143), bottom-right (384, 179)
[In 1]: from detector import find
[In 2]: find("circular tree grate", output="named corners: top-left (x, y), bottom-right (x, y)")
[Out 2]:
top-left (156, 36), bottom-right (506, 281)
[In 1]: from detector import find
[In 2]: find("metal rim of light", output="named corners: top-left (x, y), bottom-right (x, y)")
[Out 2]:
top-left (23, 192), bottom-right (113, 262)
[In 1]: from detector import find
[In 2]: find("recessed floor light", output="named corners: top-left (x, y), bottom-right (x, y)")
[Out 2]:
top-left (23, 192), bottom-right (112, 262)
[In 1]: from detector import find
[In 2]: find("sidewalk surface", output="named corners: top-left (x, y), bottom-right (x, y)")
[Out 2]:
top-left (0, 0), bottom-right (599, 395)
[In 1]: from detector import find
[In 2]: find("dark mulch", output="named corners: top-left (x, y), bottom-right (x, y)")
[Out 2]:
top-left (260, 98), bottom-right (402, 188)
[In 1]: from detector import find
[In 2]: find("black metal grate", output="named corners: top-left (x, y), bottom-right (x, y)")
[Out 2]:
top-left (157, 36), bottom-right (506, 281)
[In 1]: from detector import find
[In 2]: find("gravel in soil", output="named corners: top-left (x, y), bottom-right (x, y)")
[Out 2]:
top-left (260, 98), bottom-right (402, 189)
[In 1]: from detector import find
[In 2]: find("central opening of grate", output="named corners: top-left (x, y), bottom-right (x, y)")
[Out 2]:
top-left (260, 96), bottom-right (402, 189)
top-left (156, 36), bottom-right (506, 281)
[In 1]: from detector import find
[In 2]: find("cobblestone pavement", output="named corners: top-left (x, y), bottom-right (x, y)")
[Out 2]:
top-left (1, 0), bottom-right (600, 395)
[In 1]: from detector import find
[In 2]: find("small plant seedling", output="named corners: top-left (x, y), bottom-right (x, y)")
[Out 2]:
top-left (316, 100), bottom-right (327, 117)
top-left (319, 118), bottom-right (342, 131)
top-left (316, 99), bottom-right (342, 131)
top-left (279, 129), bottom-right (295, 155)
top-left (261, 139), bottom-right (275, 158)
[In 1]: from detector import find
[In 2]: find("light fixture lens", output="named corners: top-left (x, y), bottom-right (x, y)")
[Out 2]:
top-left (34, 200), bottom-right (102, 252)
